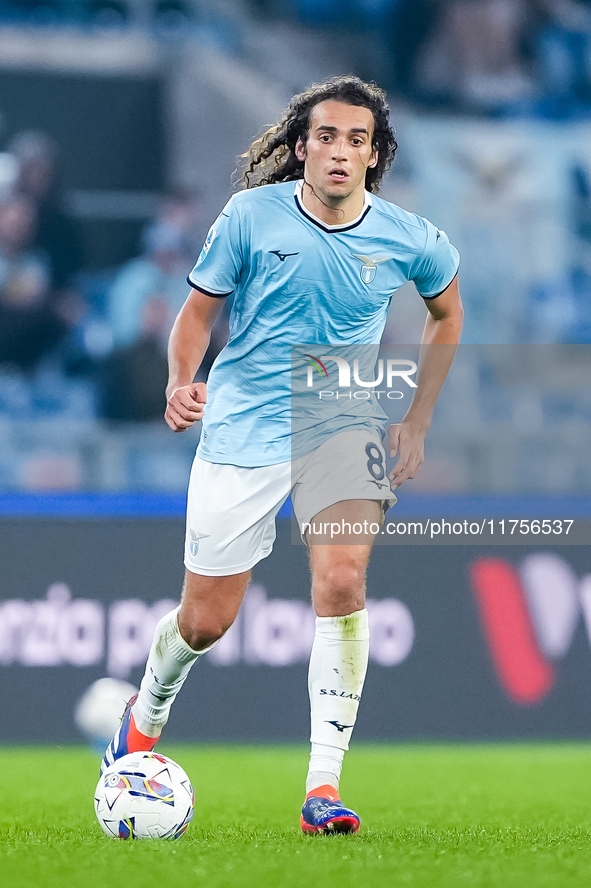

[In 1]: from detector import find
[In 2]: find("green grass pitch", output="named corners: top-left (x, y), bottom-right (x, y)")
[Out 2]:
top-left (2, 744), bottom-right (591, 888)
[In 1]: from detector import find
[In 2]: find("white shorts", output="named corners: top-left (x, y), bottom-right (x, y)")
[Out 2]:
top-left (184, 429), bottom-right (396, 576)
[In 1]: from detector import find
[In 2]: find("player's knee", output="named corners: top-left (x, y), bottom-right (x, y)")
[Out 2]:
top-left (315, 562), bottom-right (365, 610)
top-left (180, 619), bottom-right (230, 652)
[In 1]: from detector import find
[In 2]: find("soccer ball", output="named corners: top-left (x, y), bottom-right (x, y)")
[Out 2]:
top-left (94, 752), bottom-right (195, 840)
top-left (74, 678), bottom-right (138, 750)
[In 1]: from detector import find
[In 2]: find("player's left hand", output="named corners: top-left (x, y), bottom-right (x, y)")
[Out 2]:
top-left (388, 421), bottom-right (426, 489)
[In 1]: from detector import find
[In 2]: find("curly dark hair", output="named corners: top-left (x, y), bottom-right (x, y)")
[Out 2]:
top-left (239, 75), bottom-right (397, 194)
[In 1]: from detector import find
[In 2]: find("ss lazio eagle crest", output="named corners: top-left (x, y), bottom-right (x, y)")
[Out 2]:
top-left (189, 529), bottom-right (210, 556)
top-left (352, 254), bottom-right (390, 284)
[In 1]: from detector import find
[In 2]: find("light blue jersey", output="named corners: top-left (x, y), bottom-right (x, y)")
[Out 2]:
top-left (188, 180), bottom-right (459, 466)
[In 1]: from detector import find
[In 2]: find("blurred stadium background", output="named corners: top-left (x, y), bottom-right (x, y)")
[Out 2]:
top-left (0, 0), bottom-right (591, 745)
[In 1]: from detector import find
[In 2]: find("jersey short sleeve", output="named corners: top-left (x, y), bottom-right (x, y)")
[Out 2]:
top-left (411, 219), bottom-right (460, 299)
top-left (187, 196), bottom-right (243, 297)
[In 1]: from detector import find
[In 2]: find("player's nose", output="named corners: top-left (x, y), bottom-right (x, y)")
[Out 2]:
top-left (331, 138), bottom-right (349, 160)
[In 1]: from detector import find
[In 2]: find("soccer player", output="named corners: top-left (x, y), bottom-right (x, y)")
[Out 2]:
top-left (102, 75), bottom-right (463, 834)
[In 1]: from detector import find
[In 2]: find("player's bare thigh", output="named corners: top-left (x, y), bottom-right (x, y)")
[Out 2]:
top-left (178, 568), bottom-right (251, 651)
top-left (308, 500), bottom-right (381, 618)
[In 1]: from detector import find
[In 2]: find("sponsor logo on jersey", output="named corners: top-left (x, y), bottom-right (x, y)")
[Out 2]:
top-left (199, 228), bottom-right (216, 261)
top-left (351, 253), bottom-right (390, 284)
top-left (269, 250), bottom-right (300, 262)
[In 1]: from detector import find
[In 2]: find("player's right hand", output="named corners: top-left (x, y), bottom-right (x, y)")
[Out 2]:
top-left (165, 382), bottom-right (206, 432)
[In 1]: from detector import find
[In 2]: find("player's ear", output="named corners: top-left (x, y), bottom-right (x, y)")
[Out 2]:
top-left (368, 149), bottom-right (378, 169)
top-left (295, 137), bottom-right (306, 162)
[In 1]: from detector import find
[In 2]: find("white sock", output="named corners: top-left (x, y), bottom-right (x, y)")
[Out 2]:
top-left (306, 609), bottom-right (370, 795)
top-left (306, 744), bottom-right (345, 795)
top-left (132, 607), bottom-right (211, 737)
